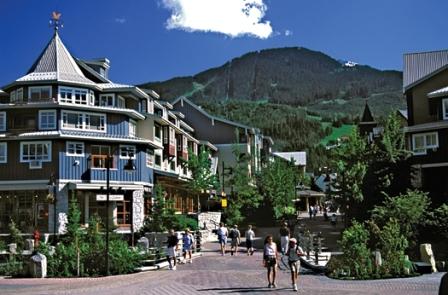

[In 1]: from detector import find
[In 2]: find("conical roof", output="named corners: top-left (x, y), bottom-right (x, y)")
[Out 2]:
top-left (16, 31), bottom-right (94, 85)
top-left (360, 102), bottom-right (375, 123)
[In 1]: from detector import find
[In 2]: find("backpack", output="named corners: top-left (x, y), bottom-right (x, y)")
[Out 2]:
top-left (229, 229), bottom-right (236, 239)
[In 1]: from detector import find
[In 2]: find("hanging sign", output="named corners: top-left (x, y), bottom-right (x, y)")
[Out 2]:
top-left (96, 194), bottom-right (124, 201)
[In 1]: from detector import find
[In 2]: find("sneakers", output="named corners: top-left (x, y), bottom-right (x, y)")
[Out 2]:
top-left (188, 259), bottom-right (193, 264)
top-left (268, 283), bottom-right (272, 288)
top-left (293, 284), bottom-right (298, 291)
top-left (272, 283), bottom-right (277, 288)
top-left (172, 265), bottom-right (177, 271)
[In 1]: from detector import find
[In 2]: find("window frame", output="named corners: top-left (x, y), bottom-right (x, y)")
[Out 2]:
top-left (154, 153), bottom-right (162, 168)
top-left (443, 98), bottom-right (448, 120)
top-left (99, 94), bottom-right (115, 107)
top-left (90, 145), bottom-right (112, 169)
top-left (20, 141), bottom-right (52, 163)
top-left (129, 119), bottom-right (137, 137)
top-left (146, 149), bottom-right (154, 167)
top-left (154, 123), bottom-right (162, 141)
top-left (38, 110), bottom-right (57, 130)
top-left (58, 86), bottom-right (92, 105)
top-left (0, 112), bottom-right (6, 131)
top-left (412, 132), bottom-right (439, 155)
top-left (0, 142), bottom-right (7, 163)
top-left (119, 145), bottom-right (136, 159)
top-left (66, 141), bottom-right (85, 157)
top-left (61, 110), bottom-right (106, 133)
top-left (29, 86), bottom-right (52, 101)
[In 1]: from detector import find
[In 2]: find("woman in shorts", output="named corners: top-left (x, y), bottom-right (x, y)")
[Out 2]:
top-left (263, 235), bottom-right (278, 288)
top-left (287, 238), bottom-right (304, 291)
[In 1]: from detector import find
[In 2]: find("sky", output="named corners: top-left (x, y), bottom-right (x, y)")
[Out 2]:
top-left (0, 0), bottom-right (448, 87)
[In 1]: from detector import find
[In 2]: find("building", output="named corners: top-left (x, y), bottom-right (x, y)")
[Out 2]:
top-left (403, 49), bottom-right (448, 206)
top-left (138, 92), bottom-right (213, 214)
top-left (171, 96), bottom-right (272, 195)
top-left (0, 29), bottom-right (159, 234)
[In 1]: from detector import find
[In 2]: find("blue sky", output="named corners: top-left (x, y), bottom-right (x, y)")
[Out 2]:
top-left (0, 0), bottom-right (447, 87)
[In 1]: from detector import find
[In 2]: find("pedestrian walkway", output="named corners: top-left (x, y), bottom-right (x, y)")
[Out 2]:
top-left (0, 241), bottom-right (443, 295)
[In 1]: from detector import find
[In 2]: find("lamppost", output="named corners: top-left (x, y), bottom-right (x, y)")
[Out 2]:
top-left (47, 173), bottom-right (57, 243)
top-left (105, 151), bottom-right (136, 276)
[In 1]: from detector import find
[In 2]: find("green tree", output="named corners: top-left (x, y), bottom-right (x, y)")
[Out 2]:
top-left (371, 190), bottom-right (430, 241)
top-left (140, 185), bottom-right (175, 232)
top-left (224, 140), bottom-right (262, 225)
top-left (332, 127), bottom-right (368, 224)
top-left (259, 157), bottom-right (298, 219)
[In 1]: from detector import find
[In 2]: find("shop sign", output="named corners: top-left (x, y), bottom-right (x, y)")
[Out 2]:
top-left (96, 194), bottom-right (124, 201)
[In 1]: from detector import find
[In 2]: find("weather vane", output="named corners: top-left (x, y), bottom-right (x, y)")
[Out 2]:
top-left (49, 11), bottom-right (63, 31)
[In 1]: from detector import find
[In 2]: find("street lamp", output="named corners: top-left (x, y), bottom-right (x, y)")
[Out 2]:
top-left (47, 173), bottom-right (57, 244)
top-left (105, 151), bottom-right (136, 276)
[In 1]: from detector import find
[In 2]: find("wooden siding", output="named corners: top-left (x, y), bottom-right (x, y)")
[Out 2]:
top-left (0, 140), bottom-right (60, 181)
top-left (59, 141), bottom-right (153, 184)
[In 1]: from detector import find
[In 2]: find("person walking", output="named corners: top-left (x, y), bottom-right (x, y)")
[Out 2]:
top-left (245, 225), bottom-right (255, 255)
top-left (287, 238), bottom-right (304, 292)
top-left (263, 235), bottom-right (279, 288)
top-left (279, 222), bottom-right (290, 255)
top-left (166, 229), bottom-right (179, 270)
top-left (309, 205), bottom-right (314, 219)
top-left (217, 222), bottom-right (228, 256)
top-left (229, 225), bottom-right (241, 256)
top-left (182, 228), bottom-right (194, 264)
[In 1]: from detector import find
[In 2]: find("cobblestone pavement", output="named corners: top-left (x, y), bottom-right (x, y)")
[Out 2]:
top-left (0, 243), bottom-right (444, 295)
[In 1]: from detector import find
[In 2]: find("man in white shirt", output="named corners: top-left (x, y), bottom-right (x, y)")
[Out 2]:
top-left (245, 225), bottom-right (255, 255)
top-left (217, 222), bottom-right (228, 256)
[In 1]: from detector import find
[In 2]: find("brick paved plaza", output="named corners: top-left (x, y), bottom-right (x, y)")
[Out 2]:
top-left (0, 243), bottom-right (444, 295)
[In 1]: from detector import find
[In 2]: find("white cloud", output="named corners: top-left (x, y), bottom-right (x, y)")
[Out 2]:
top-left (284, 29), bottom-right (293, 37)
top-left (115, 18), bottom-right (126, 24)
top-left (161, 0), bottom-right (273, 39)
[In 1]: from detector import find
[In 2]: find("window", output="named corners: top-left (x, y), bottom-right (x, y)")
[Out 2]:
top-left (146, 149), bottom-right (154, 167)
top-left (119, 145), bottom-right (136, 159)
top-left (443, 99), bottom-right (448, 120)
top-left (129, 120), bottom-right (137, 137)
top-left (98, 94), bottom-right (115, 107)
top-left (140, 99), bottom-right (147, 113)
top-left (412, 132), bottom-right (439, 155)
top-left (0, 143), bottom-right (7, 163)
top-left (170, 160), bottom-right (176, 171)
top-left (39, 110), bottom-right (56, 130)
top-left (85, 113), bottom-right (105, 131)
top-left (117, 197), bottom-right (131, 226)
top-left (58, 87), bottom-right (91, 105)
top-left (59, 88), bottom-right (73, 103)
top-left (155, 154), bottom-right (162, 167)
top-left (154, 123), bottom-right (162, 141)
top-left (91, 145), bottom-right (110, 168)
top-left (61, 111), bottom-right (106, 132)
top-left (66, 142), bottom-right (84, 156)
top-left (20, 141), bottom-right (51, 162)
top-left (0, 112), bottom-right (5, 131)
top-left (74, 89), bottom-right (88, 105)
top-left (16, 88), bottom-right (23, 102)
top-left (117, 96), bottom-right (125, 108)
top-left (29, 86), bottom-right (51, 101)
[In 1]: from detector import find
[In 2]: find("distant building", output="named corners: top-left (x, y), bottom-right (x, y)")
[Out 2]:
top-left (403, 49), bottom-right (448, 206)
top-left (171, 96), bottom-right (273, 195)
top-left (272, 151), bottom-right (306, 173)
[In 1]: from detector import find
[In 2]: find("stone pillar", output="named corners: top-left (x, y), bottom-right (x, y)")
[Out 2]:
top-left (133, 190), bottom-right (144, 232)
top-left (420, 243), bottom-right (437, 272)
top-left (48, 185), bottom-right (69, 235)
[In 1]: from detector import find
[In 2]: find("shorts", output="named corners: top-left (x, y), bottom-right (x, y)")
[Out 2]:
top-left (218, 236), bottom-right (228, 245)
top-left (288, 260), bottom-right (300, 273)
top-left (246, 240), bottom-right (253, 249)
top-left (264, 256), bottom-right (277, 267)
top-left (167, 246), bottom-right (177, 258)
top-left (231, 239), bottom-right (239, 247)
top-left (183, 244), bottom-right (193, 252)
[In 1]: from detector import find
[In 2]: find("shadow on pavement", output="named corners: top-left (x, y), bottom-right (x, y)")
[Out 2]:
top-left (197, 286), bottom-right (290, 293)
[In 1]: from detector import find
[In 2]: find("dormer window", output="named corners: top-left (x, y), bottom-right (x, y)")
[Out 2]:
top-left (29, 86), bottom-right (51, 102)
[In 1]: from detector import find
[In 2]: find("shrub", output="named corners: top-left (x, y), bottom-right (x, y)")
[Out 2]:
top-left (0, 256), bottom-right (24, 277)
top-left (109, 239), bottom-right (140, 275)
top-left (171, 215), bottom-right (198, 231)
top-left (8, 220), bottom-right (24, 252)
top-left (338, 221), bottom-right (373, 279)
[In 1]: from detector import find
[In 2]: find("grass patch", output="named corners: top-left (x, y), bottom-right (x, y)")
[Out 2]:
top-left (320, 124), bottom-right (354, 146)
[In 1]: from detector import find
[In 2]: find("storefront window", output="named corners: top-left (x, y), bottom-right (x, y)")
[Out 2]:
top-left (117, 196), bottom-right (131, 226)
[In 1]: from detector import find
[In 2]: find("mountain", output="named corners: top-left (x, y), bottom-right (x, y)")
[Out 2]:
top-left (140, 47), bottom-right (405, 118)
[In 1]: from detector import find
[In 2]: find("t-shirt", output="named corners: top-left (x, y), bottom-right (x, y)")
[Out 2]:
top-left (288, 245), bottom-right (304, 262)
top-left (183, 233), bottom-right (193, 247)
top-left (279, 227), bottom-right (290, 237)
top-left (217, 227), bottom-right (228, 238)
top-left (264, 242), bottom-right (277, 257)
top-left (229, 229), bottom-right (240, 240)
top-left (167, 235), bottom-right (179, 248)
top-left (245, 229), bottom-right (255, 241)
